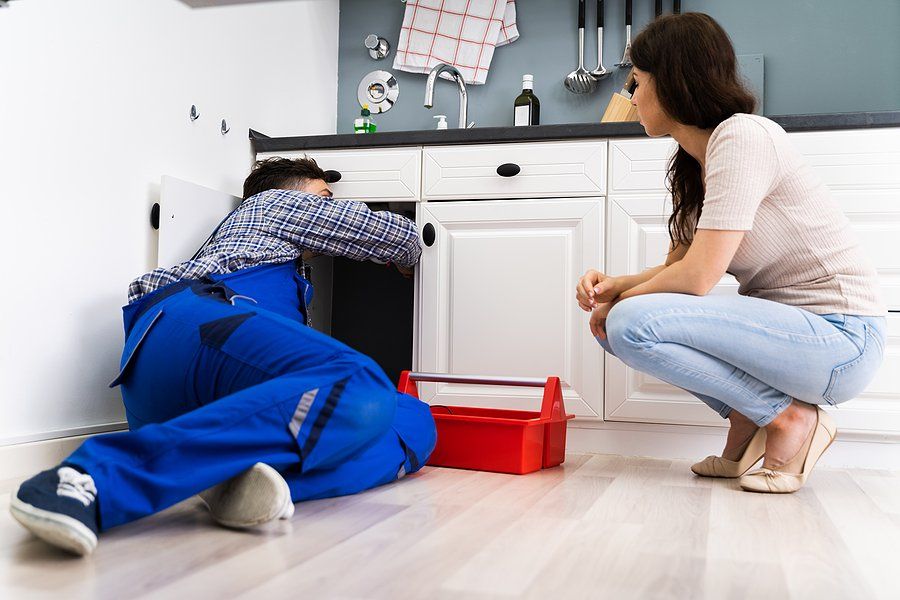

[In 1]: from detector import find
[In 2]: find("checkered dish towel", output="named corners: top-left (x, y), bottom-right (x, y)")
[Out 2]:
top-left (393, 0), bottom-right (519, 85)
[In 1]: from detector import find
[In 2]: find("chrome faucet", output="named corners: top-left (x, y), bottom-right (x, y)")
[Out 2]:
top-left (424, 63), bottom-right (468, 129)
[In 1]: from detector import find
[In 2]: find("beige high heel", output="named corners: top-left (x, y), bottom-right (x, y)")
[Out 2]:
top-left (740, 406), bottom-right (836, 494)
top-left (691, 427), bottom-right (766, 478)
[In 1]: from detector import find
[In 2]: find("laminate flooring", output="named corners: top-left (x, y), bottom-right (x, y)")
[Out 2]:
top-left (2, 454), bottom-right (898, 600)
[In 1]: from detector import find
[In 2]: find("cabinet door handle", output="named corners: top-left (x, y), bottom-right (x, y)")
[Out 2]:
top-left (496, 163), bottom-right (521, 177)
top-left (422, 223), bottom-right (436, 247)
top-left (324, 169), bottom-right (342, 183)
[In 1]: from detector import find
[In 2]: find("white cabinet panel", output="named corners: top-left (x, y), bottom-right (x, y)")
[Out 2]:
top-left (608, 138), bottom-right (677, 195)
top-left (422, 141), bottom-right (607, 200)
top-left (604, 196), bottom-right (738, 426)
top-left (259, 147), bottom-right (421, 201)
top-left (417, 199), bottom-right (604, 418)
top-left (790, 128), bottom-right (900, 190)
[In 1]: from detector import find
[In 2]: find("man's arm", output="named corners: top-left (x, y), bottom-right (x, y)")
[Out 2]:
top-left (260, 190), bottom-right (422, 267)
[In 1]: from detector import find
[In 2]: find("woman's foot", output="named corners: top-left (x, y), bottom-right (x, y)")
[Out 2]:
top-left (10, 464), bottom-right (99, 556)
top-left (741, 404), bottom-right (836, 493)
top-left (691, 411), bottom-right (765, 478)
top-left (721, 411), bottom-right (760, 461)
top-left (760, 400), bottom-right (818, 470)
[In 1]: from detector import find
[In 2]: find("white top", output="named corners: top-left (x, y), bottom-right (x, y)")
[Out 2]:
top-left (696, 114), bottom-right (885, 316)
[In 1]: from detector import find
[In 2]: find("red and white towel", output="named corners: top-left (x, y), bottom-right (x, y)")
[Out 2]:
top-left (393, 0), bottom-right (519, 85)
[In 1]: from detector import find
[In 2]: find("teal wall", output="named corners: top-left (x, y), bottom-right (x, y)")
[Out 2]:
top-left (337, 0), bottom-right (900, 133)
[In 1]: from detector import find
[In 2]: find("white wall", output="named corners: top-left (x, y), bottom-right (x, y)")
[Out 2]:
top-left (0, 0), bottom-right (340, 445)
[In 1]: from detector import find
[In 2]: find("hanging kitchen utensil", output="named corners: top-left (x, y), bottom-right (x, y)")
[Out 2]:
top-left (588, 0), bottom-right (610, 80)
top-left (564, 0), bottom-right (598, 94)
top-left (357, 70), bottom-right (399, 113)
top-left (655, 0), bottom-right (662, 18)
top-left (615, 0), bottom-right (632, 68)
top-left (674, 0), bottom-right (681, 14)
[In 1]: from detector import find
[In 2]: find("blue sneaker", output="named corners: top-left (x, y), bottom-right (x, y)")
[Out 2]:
top-left (10, 465), bottom-right (99, 556)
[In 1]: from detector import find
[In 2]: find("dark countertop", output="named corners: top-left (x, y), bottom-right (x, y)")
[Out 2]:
top-left (250, 111), bottom-right (900, 153)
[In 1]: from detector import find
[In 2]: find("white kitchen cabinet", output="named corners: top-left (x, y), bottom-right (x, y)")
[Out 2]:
top-left (415, 198), bottom-right (604, 418)
top-left (604, 195), bottom-right (740, 427)
top-left (259, 147), bottom-right (421, 202)
top-left (603, 129), bottom-right (900, 432)
top-left (422, 141), bottom-right (607, 201)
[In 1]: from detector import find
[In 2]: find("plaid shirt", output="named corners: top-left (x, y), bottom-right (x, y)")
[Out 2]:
top-left (128, 189), bottom-right (422, 303)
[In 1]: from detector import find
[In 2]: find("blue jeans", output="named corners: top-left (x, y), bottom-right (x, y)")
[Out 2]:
top-left (596, 293), bottom-right (886, 427)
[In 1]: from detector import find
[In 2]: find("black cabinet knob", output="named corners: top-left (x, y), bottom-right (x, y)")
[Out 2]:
top-left (496, 163), bottom-right (521, 177)
top-left (324, 169), bottom-right (342, 183)
top-left (422, 223), bottom-right (436, 247)
top-left (150, 203), bottom-right (160, 230)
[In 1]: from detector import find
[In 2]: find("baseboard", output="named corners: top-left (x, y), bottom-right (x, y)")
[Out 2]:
top-left (568, 420), bottom-right (900, 471)
top-left (3, 420), bottom-right (897, 485)
top-left (0, 429), bottom-right (123, 484)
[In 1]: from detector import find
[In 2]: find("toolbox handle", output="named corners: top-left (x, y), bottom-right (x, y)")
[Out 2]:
top-left (403, 372), bottom-right (549, 387)
top-left (398, 371), bottom-right (567, 422)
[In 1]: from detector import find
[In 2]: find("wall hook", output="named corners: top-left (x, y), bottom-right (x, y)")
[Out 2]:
top-left (221, 119), bottom-right (230, 135)
top-left (190, 105), bottom-right (200, 121)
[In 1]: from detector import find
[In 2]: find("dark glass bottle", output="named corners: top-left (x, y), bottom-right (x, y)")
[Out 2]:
top-left (513, 74), bottom-right (540, 126)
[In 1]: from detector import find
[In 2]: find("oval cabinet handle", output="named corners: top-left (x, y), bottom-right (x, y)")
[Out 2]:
top-left (324, 169), bottom-right (342, 183)
top-left (422, 223), bottom-right (436, 247)
top-left (496, 163), bottom-right (521, 177)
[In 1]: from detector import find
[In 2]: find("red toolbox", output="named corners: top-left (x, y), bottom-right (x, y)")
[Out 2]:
top-left (397, 371), bottom-right (575, 475)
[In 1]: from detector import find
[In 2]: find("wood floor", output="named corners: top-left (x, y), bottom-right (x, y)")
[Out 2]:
top-left (2, 454), bottom-right (899, 599)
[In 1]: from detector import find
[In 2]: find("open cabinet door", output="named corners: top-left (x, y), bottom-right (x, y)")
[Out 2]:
top-left (156, 175), bottom-right (335, 335)
top-left (158, 176), bottom-right (242, 267)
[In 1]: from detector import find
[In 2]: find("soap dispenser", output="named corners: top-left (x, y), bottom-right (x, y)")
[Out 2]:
top-left (433, 115), bottom-right (448, 130)
top-left (354, 104), bottom-right (377, 134)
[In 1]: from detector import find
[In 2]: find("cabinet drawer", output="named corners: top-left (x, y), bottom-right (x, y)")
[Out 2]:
top-left (609, 138), bottom-right (677, 195)
top-left (258, 147), bottom-right (421, 202)
top-left (422, 141), bottom-right (607, 200)
top-left (790, 128), bottom-right (900, 190)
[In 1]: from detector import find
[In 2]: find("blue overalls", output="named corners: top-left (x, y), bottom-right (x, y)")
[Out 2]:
top-left (66, 260), bottom-right (436, 530)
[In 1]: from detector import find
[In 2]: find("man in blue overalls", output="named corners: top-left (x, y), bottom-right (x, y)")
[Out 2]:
top-left (10, 158), bottom-right (436, 556)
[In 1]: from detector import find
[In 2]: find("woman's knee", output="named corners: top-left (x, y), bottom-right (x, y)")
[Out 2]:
top-left (606, 296), bottom-right (660, 351)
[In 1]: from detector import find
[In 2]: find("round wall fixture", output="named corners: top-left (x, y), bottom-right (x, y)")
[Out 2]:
top-left (358, 70), bottom-right (399, 114)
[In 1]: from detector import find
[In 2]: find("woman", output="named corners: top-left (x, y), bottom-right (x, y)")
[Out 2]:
top-left (577, 13), bottom-right (886, 493)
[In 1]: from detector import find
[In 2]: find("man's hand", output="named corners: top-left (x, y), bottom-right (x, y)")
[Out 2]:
top-left (590, 302), bottom-right (614, 340)
top-left (576, 270), bottom-right (620, 311)
top-left (395, 263), bottom-right (414, 278)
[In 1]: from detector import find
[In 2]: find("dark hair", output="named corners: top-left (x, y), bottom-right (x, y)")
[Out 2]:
top-left (242, 156), bottom-right (327, 200)
top-left (630, 13), bottom-right (756, 246)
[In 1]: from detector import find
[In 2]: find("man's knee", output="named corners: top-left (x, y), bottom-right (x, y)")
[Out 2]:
top-left (333, 353), bottom-right (399, 436)
top-left (395, 394), bottom-right (437, 471)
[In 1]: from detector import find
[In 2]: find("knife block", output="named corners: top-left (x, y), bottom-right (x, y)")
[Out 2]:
top-left (601, 93), bottom-right (639, 122)
top-left (601, 68), bottom-right (640, 123)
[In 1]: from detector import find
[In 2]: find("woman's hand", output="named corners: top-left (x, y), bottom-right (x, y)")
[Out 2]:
top-left (589, 302), bottom-right (614, 340)
top-left (576, 270), bottom-right (620, 311)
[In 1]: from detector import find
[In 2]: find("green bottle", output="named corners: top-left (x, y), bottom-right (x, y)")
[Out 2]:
top-left (354, 104), bottom-right (377, 134)
top-left (513, 74), bottom-right (540, 126)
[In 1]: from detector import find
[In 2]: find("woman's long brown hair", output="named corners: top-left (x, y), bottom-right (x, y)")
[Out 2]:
top-left (630, 13), bottom-right (756, 246)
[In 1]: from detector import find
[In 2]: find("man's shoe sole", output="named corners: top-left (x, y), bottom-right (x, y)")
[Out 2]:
top-left (9, 496), bottom-right (97, 556)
